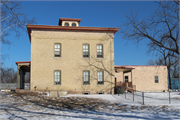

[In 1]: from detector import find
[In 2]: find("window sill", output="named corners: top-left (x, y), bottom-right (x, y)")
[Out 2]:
top-left (54, 57), bottom-right (62, 59)
top-left (96, 57), bottom-right (104, 59)
top-left (97, 84), bottom-right (104, 86)
top-left (53, 84), bottom-right (61, 86)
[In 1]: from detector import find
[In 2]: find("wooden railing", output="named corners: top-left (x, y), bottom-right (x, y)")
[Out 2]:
top-left (115, 82), bottom-right (136, 93)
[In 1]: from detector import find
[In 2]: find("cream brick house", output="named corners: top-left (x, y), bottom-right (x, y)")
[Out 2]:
top-left (16, 18), bottom-right (119, 94)
top-left (16, 18), bottom-right (168, 94)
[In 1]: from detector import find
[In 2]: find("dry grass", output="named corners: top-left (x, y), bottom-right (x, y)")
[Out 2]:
top-left (8, 92), bottom-right (111, 112)
top-left (1, 91), bottom-right (179, 114)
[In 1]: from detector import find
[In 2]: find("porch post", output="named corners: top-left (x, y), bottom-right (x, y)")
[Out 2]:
top-left (17, 65), bottom-right (20, 89)
top-left (131, 70), bottom-right (134, 91)
top-left (123, 72), bottom-right (124, 82)
top-left (20, 70), bottom-right (25, 89)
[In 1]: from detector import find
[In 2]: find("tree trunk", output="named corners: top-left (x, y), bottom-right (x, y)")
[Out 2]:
top-left (168, 68), bottom-right (172, 89)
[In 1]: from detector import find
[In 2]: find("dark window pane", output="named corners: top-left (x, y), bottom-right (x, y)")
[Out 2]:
top-left (55, 55), bottom-right (60, 57)
top-left (83, 81), bottom-right (89, 85)
top-left (125, 76), bottom-right (128, 82)
top-left (155, 80), bottom-right (158, 83)
top-left (72, 23), bottom-right (76, 26)
top-left (98, 81), bottom-right (103, 85)
top-left (65, 23), bottom-right (69, 26)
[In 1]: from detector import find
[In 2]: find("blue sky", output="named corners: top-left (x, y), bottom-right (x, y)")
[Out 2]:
top-left (1, 1), bottom-right (159, 69)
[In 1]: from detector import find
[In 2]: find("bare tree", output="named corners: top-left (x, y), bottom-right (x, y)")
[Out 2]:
top-left (0, 66), bottom-right (17, 83)
top-left (1, 0), bottom-right (36, 81)
top-left (25, 72), bottom-right (30, 83)
top-left (1, 0), bottom-right (36, 45)
top-left (147, 48), bottom-right (179, 89)
top-left (121, 0), bottom-right (179, 89)
top-left (120, 1), bottom-right (179, 55)
top-left (76, 55), bottom-right (115, 94)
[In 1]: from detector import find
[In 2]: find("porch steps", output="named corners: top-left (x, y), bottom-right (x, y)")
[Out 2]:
top-left (16, 89), bottom-right (31, 93)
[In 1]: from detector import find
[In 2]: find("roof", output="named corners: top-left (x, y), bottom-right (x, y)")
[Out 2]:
top-left (16, 61), bottom-right (31, 65)
top-left (115, 65), bottom-right (135, 69)
top-left (59, 18), bottom-right (81, 22)
top-left (115, 65), bottom-right (167, 68)
top-left (26, 25), bottom-right (119, 42)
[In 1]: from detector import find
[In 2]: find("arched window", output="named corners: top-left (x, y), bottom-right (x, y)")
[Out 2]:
top-left (65, 22), bottom-right (69, 26)
top-left (72, 23), bottom-right (76, 27)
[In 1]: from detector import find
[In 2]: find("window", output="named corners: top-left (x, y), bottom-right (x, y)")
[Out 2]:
top-left (83, 44), bottom-right (89, 57)
top-left (54, 71), bottom-right (61, 85)
top-left (83, 71), bottom-right (89, 85)
top-left (97, 71), bottom-right (104, 85)
top-left (155, 76), bottom-right (158, 83)
top-left (72, 23), bottom-right (76, 26)
top-left (97, 45), bottom-right (103, 58)
top-left (65, 22), bottom-right (69, 26)
top-left (125, 76), bottom-right (128, 82)
top-left (54, 44), bottom-right (61, 57)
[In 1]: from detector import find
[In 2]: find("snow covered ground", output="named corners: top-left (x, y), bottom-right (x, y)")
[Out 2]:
top-left (0, 91), bottom-right (180, 120)
top-left (116, 92), bottom-right (180, 105)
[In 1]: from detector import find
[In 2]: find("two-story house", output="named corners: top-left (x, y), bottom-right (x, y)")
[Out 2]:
top-left (16, 18), bottom-right (119, 95)
top-left (16, 18), bottom-right (168, 95)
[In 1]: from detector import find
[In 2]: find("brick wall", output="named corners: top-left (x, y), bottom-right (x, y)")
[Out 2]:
top-left (30, 29), bottom-right (115, 94)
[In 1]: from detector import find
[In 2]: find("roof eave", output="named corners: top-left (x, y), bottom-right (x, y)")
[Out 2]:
top-left (26, 25), bottom-right (119, 42)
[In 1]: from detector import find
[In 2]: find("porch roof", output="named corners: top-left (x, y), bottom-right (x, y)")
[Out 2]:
top-left (16, 61), bottom-right (31, 65)
top-left (16, 61), bottom-right (30, 72)
top-left (115, 65), bottom-right (135, 69)
top-left (114, 65), bottom-right (135, 73)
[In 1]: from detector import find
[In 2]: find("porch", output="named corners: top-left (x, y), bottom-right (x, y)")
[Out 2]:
top-left (16, 61), bottom-right (30, 89)
top-left (114, 65), bottom-right (136, 93)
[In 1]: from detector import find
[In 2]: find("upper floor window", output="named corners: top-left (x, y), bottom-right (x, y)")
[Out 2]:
top-left (65, 22), bottom-right (69, 26)
top-left (54, 44), bottom-right (61, 57)
top-left (97, 71), bottom-right (104, 85)
top-left (155, 76), bottom-right (158, 83)
top-left (83, 44), bottom-right (89, 58)
top-left (72, 23), bottom-right (76, 26)
top-left (83, 71), bottom-right (90, 85)
top-left (97, 44), bottom-right (103, 58)
top-left (54, 70), bottom-right (61, 85)
top-left (125, 76), bottom-right (128, 82)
